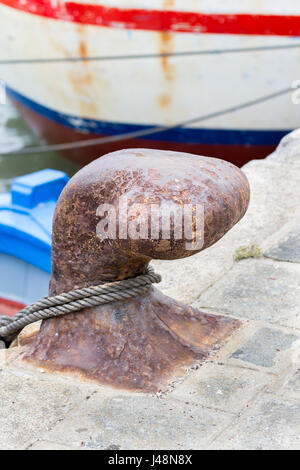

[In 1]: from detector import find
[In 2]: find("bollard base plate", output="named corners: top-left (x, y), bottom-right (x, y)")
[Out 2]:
top-left (22, 287), bottom-right (240, 392)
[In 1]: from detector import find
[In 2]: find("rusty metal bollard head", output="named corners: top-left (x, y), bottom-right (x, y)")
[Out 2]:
top-left (24, 149), bottom-right (250, 391)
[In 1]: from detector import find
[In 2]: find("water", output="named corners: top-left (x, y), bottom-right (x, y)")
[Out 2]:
top-left (0, 100), bottom-right (79, 193)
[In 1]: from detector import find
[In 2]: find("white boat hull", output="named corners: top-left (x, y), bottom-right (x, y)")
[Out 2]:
top-left (0, 0), bottom-right (300, 165)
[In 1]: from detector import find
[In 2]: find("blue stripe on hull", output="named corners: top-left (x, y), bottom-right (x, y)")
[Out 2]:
top-left (7, 87), bottom-right (290, 147)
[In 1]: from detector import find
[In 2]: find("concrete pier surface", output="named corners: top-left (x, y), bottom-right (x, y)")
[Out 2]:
top-left (1, 130), bottom-right (300, 450)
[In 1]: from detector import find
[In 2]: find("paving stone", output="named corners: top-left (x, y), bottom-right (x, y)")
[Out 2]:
top-left (194, 258), bottom-right (300, 328)
top-left (264, 225), bottom-right (300, 263)
top-left (284, 369), bottom-right (300, 396)
top-left (0, 367), bottom-right (89, 449)
top-left (170, 363), bottom-right (271, 415)
top-left (266, 368), bottom-right (300, 401)
top-left (231, 327), bottom-right (298, 368)
top-left (0, 349), bottom-right (6, 367)
top-left (0, 444), bottom-right (14, 450)
top-left (210, 395), bottom-right (300, 450)
top-left (45, 394), bottom-right (233, 450)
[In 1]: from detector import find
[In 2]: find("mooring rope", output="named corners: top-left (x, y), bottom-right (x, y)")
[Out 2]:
top-left (0, 267), bottom-right (161, 342)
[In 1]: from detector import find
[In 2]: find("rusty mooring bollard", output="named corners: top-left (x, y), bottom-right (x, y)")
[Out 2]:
top-left (24, 149), bottom-right (250, 391)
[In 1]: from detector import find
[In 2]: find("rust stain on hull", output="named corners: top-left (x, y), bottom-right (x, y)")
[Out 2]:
top-left (163, 0), bottom-right (175, 10)
top-left (157, 93), bottom-right (172, 109)
top-left (157, 30), bottom-right (175, 114)
top-left (68, 25), bottom-right (97, 117)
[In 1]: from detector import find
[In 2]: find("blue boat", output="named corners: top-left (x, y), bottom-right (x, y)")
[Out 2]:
top-left (0, 169), bottom-right (68, 317)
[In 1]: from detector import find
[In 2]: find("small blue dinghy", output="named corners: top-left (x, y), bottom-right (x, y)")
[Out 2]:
top-left (0, 169), bottom-right (68, 316)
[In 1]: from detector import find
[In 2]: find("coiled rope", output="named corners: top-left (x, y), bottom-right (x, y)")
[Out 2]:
top-left (0, 267), bottom-right (161, 342)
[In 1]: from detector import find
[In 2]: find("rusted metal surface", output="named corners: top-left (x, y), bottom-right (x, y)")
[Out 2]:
top-left (24, 149), bottom-right (250, 391)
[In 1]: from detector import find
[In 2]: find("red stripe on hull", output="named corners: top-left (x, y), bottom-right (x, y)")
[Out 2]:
top-left (11, 96), bottom-right (275, 168)
top-left (0, 297), bottom-right (25, 317)
top-left (1, 0), bottom-right (300, 36)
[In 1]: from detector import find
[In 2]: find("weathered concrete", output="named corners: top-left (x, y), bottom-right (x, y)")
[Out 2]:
top-left (44, 394), bottom-right (233, 450)
top-left (28, 441), bottom-right (83, 450)
top-left (209, 395), bottom-right (300, 450)
top-left (0, 356), bottom-right (92, 449)
top-left (231, 327), bottom-right (299, 367)
top-left (1, 130), bottom-right (300, 449)
top-left (194, 258), bottom-right (300, 329)
top-left (264, 224), bottom-right (300, 263)
top-left (266, 367), bottom-right (300, 402)
top-left (170, 362), bottom-right (270, 415)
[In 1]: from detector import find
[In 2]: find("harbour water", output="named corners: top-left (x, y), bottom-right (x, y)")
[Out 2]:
top-left (0, 100), bottom-right (79, 193)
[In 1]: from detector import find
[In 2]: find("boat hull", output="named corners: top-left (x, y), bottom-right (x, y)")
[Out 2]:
top-left (0, 297), bottom-right (26, 317)
top-left (0, 169), bottom-right (68, 312)
top-left (10, 92), bottom-right (277, 167)
top-left (1, 0), bottom-right (300, 166)
top-left (0, 253), bottom-right (50, 311)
